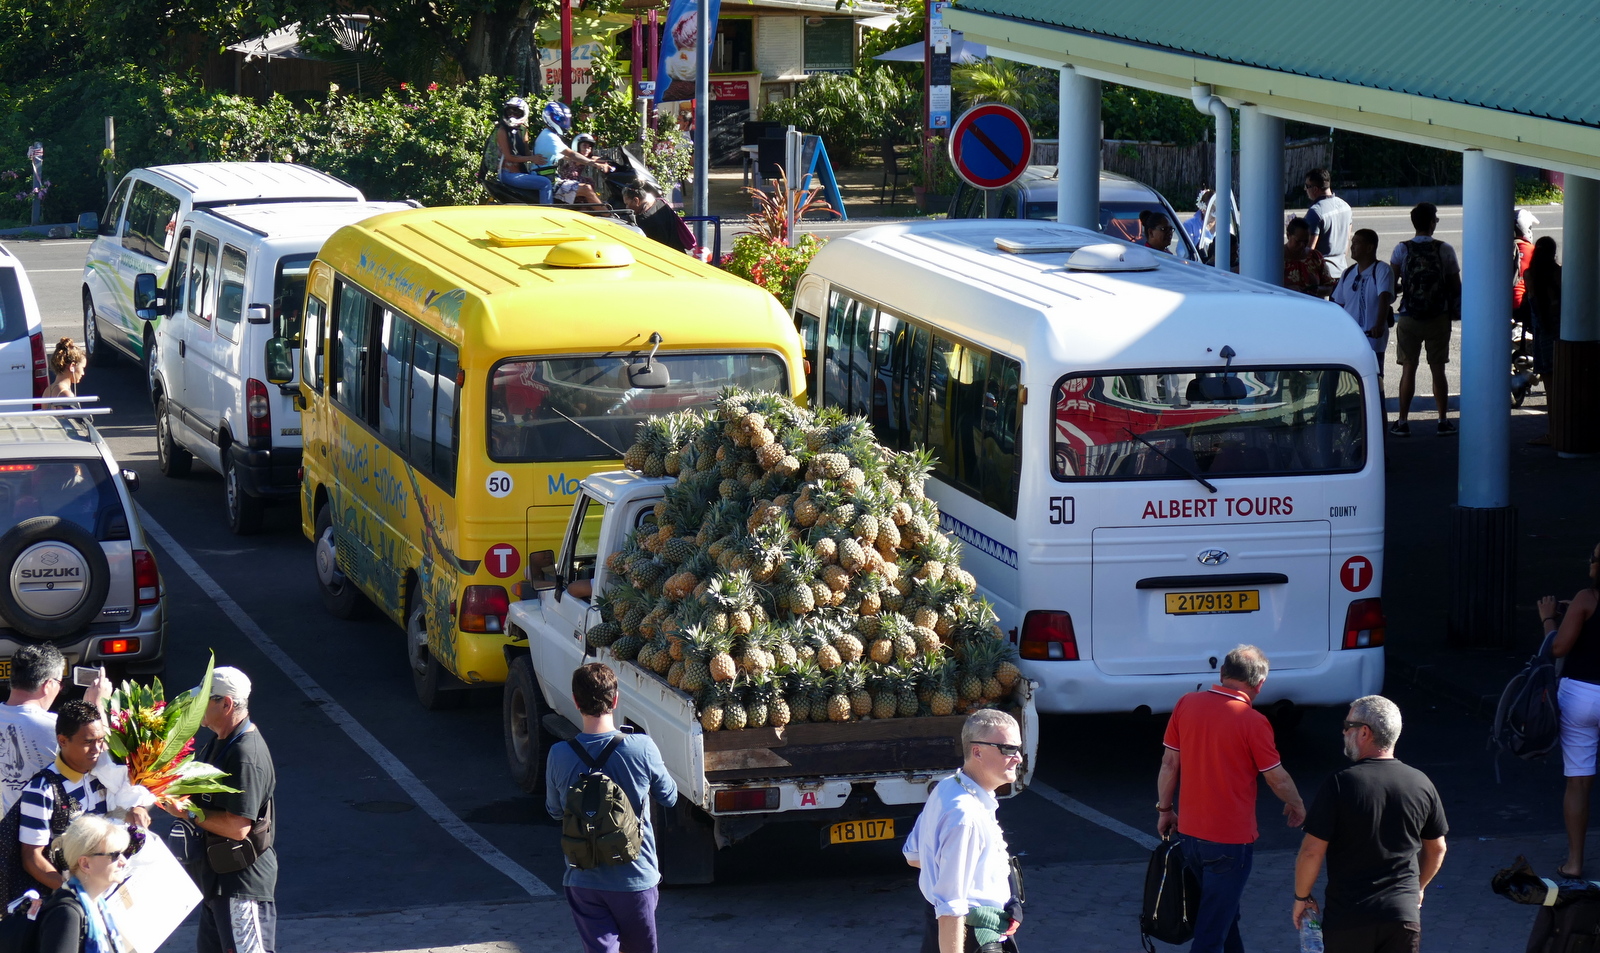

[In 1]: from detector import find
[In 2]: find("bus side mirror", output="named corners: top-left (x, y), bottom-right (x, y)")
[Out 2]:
top-left (627, 361), bottom-right (670, 389)
top-left (133, 273), bottom-right (162, 320)
top-left (264, 337), bottom-right (294, 385)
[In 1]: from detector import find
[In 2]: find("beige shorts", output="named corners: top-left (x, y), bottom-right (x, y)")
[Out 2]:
top-left (1395, 313), bottom-right (1452, 367)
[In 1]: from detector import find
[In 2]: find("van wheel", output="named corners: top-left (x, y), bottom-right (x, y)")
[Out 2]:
top-left (143, 329), bottom-right (159, 406)
top-left (82, 295), bottom-right (113, 367)
top-left (314, 505), bottom-right (365, 619)
top-left (503, 655), bottom-right (549, 793)
top-left (225, 455), bottom-right (265, 536)
top-left (0, 518), bottom-right (112, 640)
top-left (155, 397), bottom-right (191, 478)
top-left (408, 592), bottom-right (465, 710)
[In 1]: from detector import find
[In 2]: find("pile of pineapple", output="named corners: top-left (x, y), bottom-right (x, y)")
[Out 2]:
top-left (585, 389), bottom-right (1022, 732)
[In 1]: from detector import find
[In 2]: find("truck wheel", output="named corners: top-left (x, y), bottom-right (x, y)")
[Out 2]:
top-left (0, 518), bottom-right (112, 640)
top-left (225, 455), bottom-right (265, 536)
top-left (654, 798), bottom-right (717, 885)
top-left (503, 655), bottom-right (549, 793)
top-left (408, 591), bottom-right (464, 710)
top-left (313, 505), bottom-right (365, 619)
top-left (155, 396), bottom-right (191, 478)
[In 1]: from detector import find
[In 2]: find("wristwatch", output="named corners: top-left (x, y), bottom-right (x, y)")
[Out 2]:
top-left (1295, 894), bottom-right (1314, 903)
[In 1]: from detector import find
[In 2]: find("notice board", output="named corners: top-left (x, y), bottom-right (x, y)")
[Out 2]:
top-left (757, 17), bottom-right (803, 80)
top-left (803, 18), bottom-right (853, 73)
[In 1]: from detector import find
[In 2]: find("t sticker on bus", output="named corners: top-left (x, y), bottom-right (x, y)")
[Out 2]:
top-left (1340, 556), bottom-right (1374, 592)
top-left (486, 471), bottom-right (514, 498)
top-left (485, 543), bottom-right (522, 578)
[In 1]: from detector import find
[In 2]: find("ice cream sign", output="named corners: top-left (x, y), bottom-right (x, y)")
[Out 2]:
top-left (655, 0), bottom-right (723, 103)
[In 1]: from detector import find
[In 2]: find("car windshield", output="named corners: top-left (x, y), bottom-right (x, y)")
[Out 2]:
top-left (0, 459), bottom-right (126, 539)
top-left (1023, 199), bottom-right (1196, 260)
top-left (488, 352), bottom-right (787, 462)
top-left (1051, 367), bottom-right (1366, 481)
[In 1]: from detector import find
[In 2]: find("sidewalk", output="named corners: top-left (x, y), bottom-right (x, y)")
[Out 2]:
top-left (155, 828), bottom-right (1583, 953)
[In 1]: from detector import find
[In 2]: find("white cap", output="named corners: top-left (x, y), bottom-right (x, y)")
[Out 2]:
top-left (1515, 207), bottom-right (1540, 238)
top-left (208, 666), bottom-right (251, 703)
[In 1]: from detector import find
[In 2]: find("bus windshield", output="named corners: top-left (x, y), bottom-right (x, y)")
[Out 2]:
top-left (488, 352), bottom-right (787, 462)
top-left (1051, 367), bottom-right (1365, 480)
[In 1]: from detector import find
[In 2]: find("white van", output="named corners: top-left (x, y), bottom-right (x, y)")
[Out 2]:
top-left (148, 199), bottom-right (407, 534)
top-left (793, 221), bottom-right (1385, 716)
top-left (82, 163), bottom-right (366, 395)
top-left (0, 244), bottom-right (46, 399)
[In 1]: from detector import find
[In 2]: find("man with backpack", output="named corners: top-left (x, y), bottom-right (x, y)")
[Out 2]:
top-left (545, 663), bottom-right (676, 953)
top-left (1388, 203), bottom-right (1462, 437)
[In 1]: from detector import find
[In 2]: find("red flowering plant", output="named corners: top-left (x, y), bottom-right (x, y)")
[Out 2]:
top-left (95, 656), bottom-right (238, 818)
top-left (722, 167), bottom-right (833, 308)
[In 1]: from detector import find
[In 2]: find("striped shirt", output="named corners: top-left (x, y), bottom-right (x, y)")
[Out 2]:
top-left (19, 761), bottom-right (107, 847)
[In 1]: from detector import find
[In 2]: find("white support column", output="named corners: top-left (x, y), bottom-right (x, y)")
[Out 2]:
top-left (1056, 66), bottom-right (1100, 230)
top-left (1238, 105), bottom-right (1284, 284)
top-left (1554, 174), bottom-right (1600, 456)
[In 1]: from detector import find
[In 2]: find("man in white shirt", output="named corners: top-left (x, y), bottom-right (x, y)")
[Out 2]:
top-left (904, 710), bottom-right (1023, 953)
top-left (1331, 229), bottom-right (1395, 385)
top-left (0, 646), bottom-right (107, 815)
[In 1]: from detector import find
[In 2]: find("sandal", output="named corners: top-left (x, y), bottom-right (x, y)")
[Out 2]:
top-left (1558, 864), bottom-right (1583, 880)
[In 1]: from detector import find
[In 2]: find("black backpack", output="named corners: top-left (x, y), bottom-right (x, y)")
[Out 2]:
top-left (1491, 631), bottom-right (1563, 779)
top-left (0, 773), bottom-right (78, 908)
top-left (1139, 835), bottom-right (1199, 951)
top-left (1400, 239), bottom-right (1451, 318)
top-left (0, 889), bottom-right (84, 953)
top-left (559, 736), bottom-right (643, 870)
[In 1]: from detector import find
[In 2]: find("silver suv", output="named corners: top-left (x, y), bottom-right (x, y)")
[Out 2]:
top-left (0, 399), bottom-right (166, 681)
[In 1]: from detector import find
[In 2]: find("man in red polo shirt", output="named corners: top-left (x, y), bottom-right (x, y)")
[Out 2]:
top-left (1156, 645), bottom-right (1307, 953)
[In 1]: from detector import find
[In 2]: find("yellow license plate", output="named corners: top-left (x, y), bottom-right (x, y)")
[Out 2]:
top-left (0, 661), bottom-right (9, 680)
top-left (1165, 590), bottom-right (1260, 615)
top-left (828, 818), bottom-right (895, 845)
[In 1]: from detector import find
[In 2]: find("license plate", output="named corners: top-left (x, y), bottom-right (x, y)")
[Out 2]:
top-left (828, 818), bottom-right (894, 845)
top-left (0, 661), bottom-right (9, 681)
top-left (1165, 590), bottom-right (1260, 614)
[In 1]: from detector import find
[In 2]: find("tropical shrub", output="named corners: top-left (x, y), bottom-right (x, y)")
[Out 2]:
top-left (722, 232), bottom-right (824, 310)
top-left (760, 69), bottom-right (919, 163)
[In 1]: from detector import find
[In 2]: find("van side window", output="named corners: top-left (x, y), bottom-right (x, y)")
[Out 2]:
top-left (378, 310), bottom-right (413, 447)
top-left (796, 310), bottom-right (820, 397)
top-left (926, 335), bottom-right (958, 481)
top-left (99, 181), bottom-right (132, 238)
top-left (406, 327), bottom-right (459, 491)
top-left (332, 281), bottom-right (377, 419)
top-left (186, 235), bottom-right (220, 325)
top-left (215, 245), bottom-right (247, 338)
top-left (873, 312), bottom-right (902, 447)
top-left (903, 324), bottom-right (931, 446)
top-left (274, 255), bottom-right (314, 344)
top-left (169, 230), bottom-right (191, 316)
top-left (122, 182), bottom-right (181, 264)
top-left (982, 355), bottom-right (1022, 517)
top-left (302, 296), bottom-right (325, 393)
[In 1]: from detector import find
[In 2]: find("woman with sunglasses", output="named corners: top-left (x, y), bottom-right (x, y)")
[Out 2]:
top-left (37, 814), bottom-right (138, 953)
top-left (1544, 542), bottom-right (1600, 880)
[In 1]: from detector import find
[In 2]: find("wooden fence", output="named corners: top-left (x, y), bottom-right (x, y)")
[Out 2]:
top-left (1030, 137), bottom-right (1332, 206)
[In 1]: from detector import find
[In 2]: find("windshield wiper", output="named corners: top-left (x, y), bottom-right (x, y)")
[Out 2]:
top-left (546, 405), bottom-right (629, 459)
top-left (1122, 427), bottom-right (1216, 494)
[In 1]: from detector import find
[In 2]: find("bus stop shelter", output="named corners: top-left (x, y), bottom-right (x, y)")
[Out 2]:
top-left (942, 0), bottom-right (1600, 647)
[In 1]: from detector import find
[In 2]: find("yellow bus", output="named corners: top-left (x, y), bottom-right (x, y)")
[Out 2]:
top-left (295, 205), bottom-right (803, 708)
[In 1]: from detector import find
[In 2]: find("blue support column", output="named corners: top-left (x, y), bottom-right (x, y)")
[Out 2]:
top-left (1238, 106), bottom-right (1284, 284)
top-left (1056, 66), bottom-right (1100, 230)
top-left (1449, 150), bottom-right (1515, 647)
top-left (1554, 175), bottom-right (1600, 456)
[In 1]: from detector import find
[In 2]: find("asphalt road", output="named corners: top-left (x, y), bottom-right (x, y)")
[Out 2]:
top-left (1, 234), bottom-right (1575, 930)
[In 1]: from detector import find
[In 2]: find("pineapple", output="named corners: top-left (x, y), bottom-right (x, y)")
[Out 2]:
top-left (927, 659), bottom-right (957, 716)
top-left (816, 641), bottom-right (842, 671)
top-left (813, 452), bottom-right (850, 480)
top-left (756, 440), bottom-right (786, 471)
top-left (826, 675), bottom-right (854, 722)
top-left (769, 692), bottom-right (792, 728)
top-left (832, 627), bottom-right (864, 665)
top-left (585, 620), bottom-right (621, 649)
top-left (852, 511), bottom-right (880, 545)
top-left (838, 537), bottom-right (867, 572)
top-left (914, 625), bottom-right (942, 658)
top-left (744, 679), bottom-right (770, 729)
top-left (611, 633), bottom-right (643, 661)
top-left (869, 636), bottom-right (895, 665)
top-left (708, 631), bottom-right (738, 683)
top-left (822, 564), bottom-right (851, 593)
top-left (814, 536), bottom-right (838, 564)
top-left (793, 492), bottom-right (821, 527)
top-left (870, 672), bottom-right (898, 720)
top-left (772, 635), bottom-right (799, 670)
top-left (995, 646), bottom-right (1022, 692)
top-left (698, 684), bottom-right (726, 732)
top-left (722, 686), bottom-right (749, 731)
top-left (839, 466), bottom-right (866, 495)
top-left (893, 662), bottom-right (921, 717)
top-left (845, 665), bottom-right (872, 717)
top-left (623, 433), bottom-right (651, 472)
top-left (667, 660), bottom-right (685, 688)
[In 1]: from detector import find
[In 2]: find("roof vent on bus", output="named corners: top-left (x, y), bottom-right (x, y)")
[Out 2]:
top-left (544, 239), bottom-right (635, 269)
top-left (1064, 243), bottom-right (1160, 272)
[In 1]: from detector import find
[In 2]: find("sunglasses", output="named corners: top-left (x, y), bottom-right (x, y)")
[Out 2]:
top-left (1342, 721), bottom-right (1369, 733)
top-left (973, 740), bottom-right (1023, 757)
top-left (93, 827), bottom-right (145, 861)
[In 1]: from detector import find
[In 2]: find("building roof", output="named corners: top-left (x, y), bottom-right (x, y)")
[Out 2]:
top-left (946, 0), bottom-right (1600, 175)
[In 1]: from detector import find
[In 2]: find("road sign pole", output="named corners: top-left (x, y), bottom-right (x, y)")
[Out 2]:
top-left (983, 189), bottom-right (991, 218)
top-left (27, 142), bottom-right (43, 227)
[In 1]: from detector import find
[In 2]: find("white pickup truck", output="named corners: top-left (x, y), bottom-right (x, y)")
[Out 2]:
top-left (500, 470), bottom-right (1040, 883)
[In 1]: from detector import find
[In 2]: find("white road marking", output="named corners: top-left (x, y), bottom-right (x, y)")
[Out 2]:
top-left (1027, 779), bottom-right (1160, 850)
top-left (134, 504), bottom-right (556, 898)
top-left (23, 268), bottom-right (84, 272)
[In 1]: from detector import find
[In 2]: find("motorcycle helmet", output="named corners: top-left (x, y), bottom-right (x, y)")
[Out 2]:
top-left (501, 96), bottom-right (529, 125)
top-left (572, 133), bottom-right (596, 152)
top-left (543, 102), bottom-right (572, 135)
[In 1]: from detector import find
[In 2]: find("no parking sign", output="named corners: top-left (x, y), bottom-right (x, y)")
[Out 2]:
top-left (947, 104), bottom-right (1033, 191)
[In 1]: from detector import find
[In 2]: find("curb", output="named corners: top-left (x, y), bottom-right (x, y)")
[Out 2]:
top-left (0, 222), bottom-right (81, 239)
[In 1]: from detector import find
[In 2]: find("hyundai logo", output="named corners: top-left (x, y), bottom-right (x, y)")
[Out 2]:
top-left (1197, 549), bottom-right (1229, 566)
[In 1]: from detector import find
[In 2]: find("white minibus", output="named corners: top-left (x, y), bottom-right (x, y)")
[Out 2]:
top-left (792, 221), bottom-right (1385, 715)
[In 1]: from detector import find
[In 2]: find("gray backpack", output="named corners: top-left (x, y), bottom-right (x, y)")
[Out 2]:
top-left (1492, 631), bottom-right (1563, 777)
top-left (560, 736), bottom-right (643, 870)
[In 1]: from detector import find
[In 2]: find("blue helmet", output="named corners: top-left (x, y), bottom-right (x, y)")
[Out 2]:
top-left (543, 102), bottom-right (572, 135)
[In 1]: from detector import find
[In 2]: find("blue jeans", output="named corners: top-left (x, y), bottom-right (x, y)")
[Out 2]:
top-left (1179, 834), bottom-right (1254, 953)
top-left (499, 169), bottom-right (553, 203)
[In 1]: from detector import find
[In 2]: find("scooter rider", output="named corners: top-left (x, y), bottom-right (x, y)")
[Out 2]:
top-left (536, 103), bottom-right (607, 207)
top-left (494, 97), bottom-right (554, 204)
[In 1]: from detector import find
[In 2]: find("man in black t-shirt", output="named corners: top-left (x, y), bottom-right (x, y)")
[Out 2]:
top-left (1292, 695), bottom-right (1447, 953)
top-left (162, 667), bottom-right (277, 953)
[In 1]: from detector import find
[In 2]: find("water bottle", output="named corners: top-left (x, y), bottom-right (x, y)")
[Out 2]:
top-left (1299, 912), bottom-right (1324, 953)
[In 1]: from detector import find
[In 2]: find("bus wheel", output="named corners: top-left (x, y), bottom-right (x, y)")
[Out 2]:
top-left (408, 593), bottom-right (465, 711)
top-left (503, 655), bottom-right (548, 793)
top-left (314, 505), bottom-right (365, 619)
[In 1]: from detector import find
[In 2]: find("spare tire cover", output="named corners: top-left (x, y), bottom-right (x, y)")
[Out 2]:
top-left (0, 517), bottom-right (112, 640)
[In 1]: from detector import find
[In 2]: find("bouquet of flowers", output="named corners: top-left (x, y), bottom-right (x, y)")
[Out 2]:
top-left (98, 656), bottom-right (239, 818)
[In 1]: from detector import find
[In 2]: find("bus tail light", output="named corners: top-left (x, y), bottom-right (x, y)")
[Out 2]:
top-left (460, 585), bottom-right (510, 633)
top-left (1342, 598), bottom-right (1386, 649)
top-left (1019, 610), bottom-right (1079, 661)
top-left (246, 379), bottom-right (270, 446)
top-left (133, 550), bottom-right (161, 606)
top-left (30, 332), bottom-right (47, 397)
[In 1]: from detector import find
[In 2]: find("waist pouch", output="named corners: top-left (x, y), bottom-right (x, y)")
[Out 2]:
top-left (205, 800), bottom-right (273, 874)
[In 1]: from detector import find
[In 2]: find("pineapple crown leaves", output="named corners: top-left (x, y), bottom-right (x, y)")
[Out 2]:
top-left (959, 596), bottom-right (1001, 630)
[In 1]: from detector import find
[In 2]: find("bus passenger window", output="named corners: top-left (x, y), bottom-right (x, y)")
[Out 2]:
top-left (408, 332), bottom-right (438, 473)
top-left (925, 335), bottom-right (957, 479)
top-left (797, 310), bottom-right (820, 395)
top-left (823, 293), bottom-right (853, 410)
top-left (951, 345), bottom-right (988, 493)
top-left (433, 341), bottom-right (460, 488)
top-left (302, 297), bottom-right (325, 393)
top-left (378, 312), bottom-right (413, 448)
top-left (332, 283), bottom-right (375, 419)
top-left (982, 355), bottom-right (1022, 517)
top-left (849, 304), bottom-right (874, 419)
top-left (903, 324), bottom-right (931, 448)
top-left (872, 313), bottom-right (901, 444)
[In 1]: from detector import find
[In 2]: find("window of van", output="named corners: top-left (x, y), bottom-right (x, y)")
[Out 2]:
top-left (488, 352), bottom-right (786, 463)
top-left (170, 230), bottom-right (192, 315)
top-left (99, 181), bottom-right (132, 238)
top-left (185, 235), bottom-right (220, 325)
top-left (1051, 367), bottom-right (1366, 480)
top-left (121, 182), bottom-right (181, 264)
top-left (0, 268), bottom-right (28, 343)
top-left (216, 245), bottom-right (247, 338)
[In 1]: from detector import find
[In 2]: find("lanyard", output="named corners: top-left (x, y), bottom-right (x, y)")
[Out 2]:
top-left (210, 720), bottom-right (253, 763)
